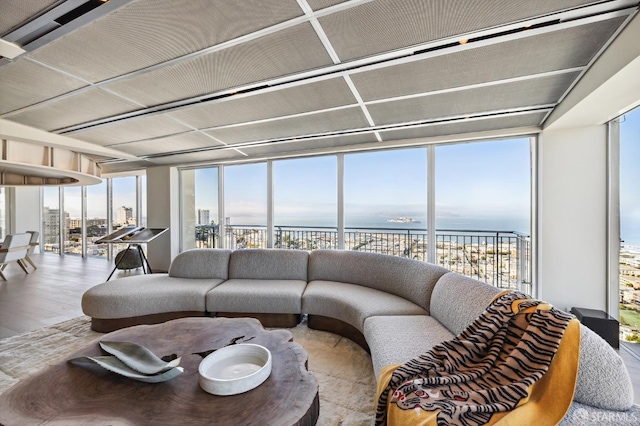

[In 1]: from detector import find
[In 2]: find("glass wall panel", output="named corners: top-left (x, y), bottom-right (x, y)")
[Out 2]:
top-left (224, 163), bottom-right (267, 249)
top-left (0, 188), bottom-right (5, 240)
top-left (111, 176), bottom-right (138, 255)
top-left (435, 138), bottom-right (531, 289)
top-left (140, 175), bottom-right (147, 227)
top-left (86, 181), bottom-right (108, 257)
top-left (180, 167), bottom-right (219, 250)
top-left (619, 106), bottom-right (640, 343)
top-left (344, 148), bottom-right (427, 258)
top-left (273, 156), bottom-right (337, 250)
top-left (42, 187), bottom-right (60, 253)
top-left (63, 186), bottom-right (82, 255)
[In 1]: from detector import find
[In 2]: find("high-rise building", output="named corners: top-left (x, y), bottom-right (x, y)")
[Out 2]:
top-left (42, 207), bottom-right (69, 244)
top-left (198, 209), bottom-right (210, 225)
top-left (116, 206), bottom-right (133, 226)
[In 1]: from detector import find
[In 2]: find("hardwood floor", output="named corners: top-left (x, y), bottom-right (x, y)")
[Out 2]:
top-left (0, 252), bottom-right (143, 338)
top-left (1, 252), bottom-right (639, 404)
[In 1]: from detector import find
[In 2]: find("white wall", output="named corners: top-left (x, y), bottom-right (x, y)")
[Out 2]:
top-left (145, 166), bottom-right (180, 272)
top-left (12, 186), bottom-right (41, 232)
top-left (537, 125), bottom-right (608, 312)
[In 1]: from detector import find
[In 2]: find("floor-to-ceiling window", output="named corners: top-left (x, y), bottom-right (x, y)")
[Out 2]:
top-left (42, 187), bottom-right (60, 253)
top-left (435, 138), bottom-right (531, 290)
top-left (273, 156), bottom-right (337, 250)
top-left (110, 176), bottom-right (138, 256)
top-left (39, 174), bottom-right (145, 259)
top-left (224, 163), bottom-right (267, 249)
top-left (619, 106), bottom-right (640, 344)
top-left (180, 167), bottom-right (219, 250)
top-left (344, 148), bottom-right (428, 258)
top-left (140, 175), bottom-right (147, 228)
top-left (63, 186), bottom-right (82, 255)
top-left (86, 181), bottom-right (108, 257)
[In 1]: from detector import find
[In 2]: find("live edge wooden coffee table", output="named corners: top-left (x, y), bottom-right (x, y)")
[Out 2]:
top-left (0, 317), bottom-right (319, 426)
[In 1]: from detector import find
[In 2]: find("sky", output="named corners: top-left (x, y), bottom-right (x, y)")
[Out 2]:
top-left (619, 106), bottom-right (640, 245)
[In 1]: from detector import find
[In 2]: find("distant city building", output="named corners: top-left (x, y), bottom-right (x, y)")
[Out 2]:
top-left (68, 218), bottom-right (82, 229)
top-left (198, 209), bottom-right (210, 226)
top-left (43, 207), bottom-right (69, 244)
top-left (67, 218), bottom-right (108, 229)
top-left (116, 206), bottom-right (133, 226)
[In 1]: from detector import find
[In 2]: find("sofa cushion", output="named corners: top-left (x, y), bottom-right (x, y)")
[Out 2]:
top-left (206, 279), bottom-right (307, 314)
top-left (82, 274), bottom-right (224, 319)
top-left (168, 249), bottom-right (231, 279)
top-left (229, 249), bottom-right (308, 280)
top-left (573, 325), bottom-right (634, 410)
top-left (364, 315), bottom-right (454, 379)
top-left (308, 250), bottom-right (449, 312)
top-left (302, 280), bottom-right (427, 332)
top-left (429, 272), bottom-right (501, 335)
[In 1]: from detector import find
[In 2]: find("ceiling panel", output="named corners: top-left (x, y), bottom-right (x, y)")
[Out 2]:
top-left (28, 0), bottom-right (304, 83)
top-left (368, 72), bottom-right (579, 126)
top-left (6, 88), bottom-right (141, 131)
top-left (69, 114), bottom-right (191, 146)
top-left (241, 132), bottom-right (378, 156)
top-left (148, 149), bottom-right (245, 165)
top-left (351, 17), bottom-right (625, 101)
top-left (319, 0), bottom-right (601, 61)
top-left (206, 106), bottom-right (370, 145)
top-left (0, 59), bottom-right (87, 115)
top-left (103, 23), bottom-right (333, 107)
top-left (306, 0), bottom-right (349, 10)
top-left (380, 112), bottom-right (547, 141)
top-left (0, 0), bottom-right (59, 35)
top-left (114, 132), bottom-right (224, 156)
top-left (168, 77), bottom-right (357, 129)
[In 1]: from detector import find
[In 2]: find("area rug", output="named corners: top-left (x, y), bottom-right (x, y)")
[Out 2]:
top-left (0, 316), bottom-right (376, 425)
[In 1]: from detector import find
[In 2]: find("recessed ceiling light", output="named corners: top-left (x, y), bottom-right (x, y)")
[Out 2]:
top-left (459, 39), bottom-right (469, 45)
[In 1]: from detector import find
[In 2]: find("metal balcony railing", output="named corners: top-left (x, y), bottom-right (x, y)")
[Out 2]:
top-left (192, 225), bottom-right (531, 291)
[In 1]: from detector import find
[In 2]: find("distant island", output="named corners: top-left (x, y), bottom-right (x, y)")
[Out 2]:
top-left (387, 217), bottom-right (421, 223)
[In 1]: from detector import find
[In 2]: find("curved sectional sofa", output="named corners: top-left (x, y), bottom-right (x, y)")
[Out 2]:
top-left (82, 248), bottom-right (638, 424)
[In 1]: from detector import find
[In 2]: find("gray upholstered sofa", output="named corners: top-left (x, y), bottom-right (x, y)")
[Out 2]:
top-left (82, 248), bottom-right (638, 424)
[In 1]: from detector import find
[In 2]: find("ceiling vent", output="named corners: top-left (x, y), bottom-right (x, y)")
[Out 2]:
top-left (0, 0), bottom-right (134, 63)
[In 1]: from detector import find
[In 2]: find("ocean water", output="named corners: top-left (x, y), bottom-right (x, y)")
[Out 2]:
top-left (267, 215), bottom-right (530, 234)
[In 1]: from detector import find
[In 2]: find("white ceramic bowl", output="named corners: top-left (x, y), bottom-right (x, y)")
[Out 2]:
top-left (198, 344), bottom-right (272, 396)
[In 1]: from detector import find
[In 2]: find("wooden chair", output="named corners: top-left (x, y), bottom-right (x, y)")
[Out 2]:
top-left (0, 233), bottom-right (31, 280)
top-left (24, 231), bottom-right (40, 270)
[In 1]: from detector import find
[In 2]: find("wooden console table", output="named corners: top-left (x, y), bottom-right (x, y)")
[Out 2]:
top-left (0, 317), bottom-right (319, 425)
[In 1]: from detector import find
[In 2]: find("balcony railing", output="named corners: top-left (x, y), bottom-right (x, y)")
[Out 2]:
top-left (192, 225), bottom-right (531, 291)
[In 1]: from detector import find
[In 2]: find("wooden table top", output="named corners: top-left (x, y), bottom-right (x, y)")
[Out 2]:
top-left (0, 317), bottom-right (319, 426)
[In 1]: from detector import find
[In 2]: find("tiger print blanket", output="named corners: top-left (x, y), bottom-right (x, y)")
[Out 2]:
top-left (375, 291), bottom-right (577, 426)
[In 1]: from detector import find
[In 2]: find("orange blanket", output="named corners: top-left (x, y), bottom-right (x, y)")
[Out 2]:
top-left (375, 291), bottom-right (580, 425)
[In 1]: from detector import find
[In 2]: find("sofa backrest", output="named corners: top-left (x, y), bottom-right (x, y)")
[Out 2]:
top-left (229, 249), bottom-right (309, 281)
top-left (169, 249), bottom-right (232, 279)
top-left (308, 250), bottom-right (449, 312)
top-left (430, 272), bottom-right (501, 335)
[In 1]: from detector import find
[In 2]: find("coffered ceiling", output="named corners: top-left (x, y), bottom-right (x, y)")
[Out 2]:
top-left (0, 0), bottom-right (637, 173)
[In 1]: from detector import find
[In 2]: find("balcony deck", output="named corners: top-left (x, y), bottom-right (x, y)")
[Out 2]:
top-left (0, 252), bottom-right (638, 405)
